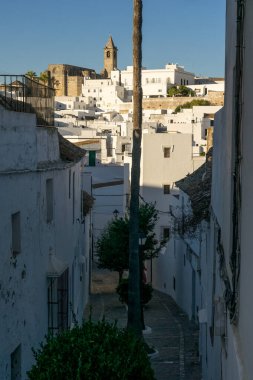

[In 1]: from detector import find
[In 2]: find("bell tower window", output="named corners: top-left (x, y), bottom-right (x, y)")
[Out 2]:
top-left (107, 51), bottom-right (110, 58)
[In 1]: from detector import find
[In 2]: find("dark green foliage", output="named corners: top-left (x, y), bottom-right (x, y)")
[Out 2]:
top-left (174, 99), bottom-right (211, 113)
top-left (116, 279), bottom-right (153, 305)
top-left (96, 203), bottom-right (166, 279)
top-left (27, 320), bottom-right (155, 380)
top-left (96, 217), bottom-right (129, 280)
top-left (167, 85), bottom-right (195, 97)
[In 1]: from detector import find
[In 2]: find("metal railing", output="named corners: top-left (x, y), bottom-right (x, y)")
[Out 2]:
top-left (0, 75), bottom-right (54, 126)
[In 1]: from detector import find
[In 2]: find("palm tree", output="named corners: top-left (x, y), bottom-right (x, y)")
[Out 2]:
top-left (127, 0), bottom-right (143, 338)
top-left (25, 71), bottom-right (37, 80)
top-left (39, 71), bottom-right (49, 85)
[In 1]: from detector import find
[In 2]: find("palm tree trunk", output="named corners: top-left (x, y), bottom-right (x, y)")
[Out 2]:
top-left (127, 0), bottom-right (143, 338)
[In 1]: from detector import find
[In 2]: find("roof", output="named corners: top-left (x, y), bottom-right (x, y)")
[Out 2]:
top-left (175, 148), bottom-right (212, 224)
top-left (58, 132), bottom-right (86, 162)
top-left (105, 36), bottom-right (117, 50)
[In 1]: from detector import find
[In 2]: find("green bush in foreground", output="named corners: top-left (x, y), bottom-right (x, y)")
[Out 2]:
top-left (27, 319), bottom-right (155, 380)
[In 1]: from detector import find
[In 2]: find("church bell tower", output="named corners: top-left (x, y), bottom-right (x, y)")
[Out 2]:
top-left (102, 36), bottom-right (118, 78)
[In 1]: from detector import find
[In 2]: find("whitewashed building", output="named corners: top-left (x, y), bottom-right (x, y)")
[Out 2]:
top-left (203, 0), bottom-right (253, 379)
top-left (111, 63), bottom-right (195, 98)
top-left (82, 164), bottom-right (130, 262)
top-left (82, 78), bottom-right (126, 110)
top-left (140, 132), bottom-right (205, 287)
top-left (0, 106), bottom-right (91, 379)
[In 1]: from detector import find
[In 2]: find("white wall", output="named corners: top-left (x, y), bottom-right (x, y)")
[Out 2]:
top-left (82, 164), bottom-right (129, 262)
top-left (115, 64), bottom-right (195, 98)
top-left (205, 1), bottom-right (253, 379)
top-left (140, 132), bottom-right (205, 297)
top-left (0, 107), bottom-right (89, 379)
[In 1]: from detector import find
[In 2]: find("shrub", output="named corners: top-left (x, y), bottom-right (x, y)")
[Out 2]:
top-left (116, 279), bottom-right (153, 305)
top-left (174, 99), bottom-right (211, 113)
top-left (27, 320), bottom-right (155, 380)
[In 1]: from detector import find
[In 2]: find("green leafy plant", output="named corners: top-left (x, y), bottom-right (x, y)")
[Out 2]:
top-left (27, 320), bottom-right (155, 380)
top-left (96, 202), bottom-right (166, 283)
top-left (116, 279), bottom-right (153, 305)
top-left (174, 99), bottom-right (211, 113)
top-left (167, 85), bottom-right (195, 97)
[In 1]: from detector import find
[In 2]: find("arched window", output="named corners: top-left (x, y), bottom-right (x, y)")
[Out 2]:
top-left (107, 51), bottom-right (110, 58)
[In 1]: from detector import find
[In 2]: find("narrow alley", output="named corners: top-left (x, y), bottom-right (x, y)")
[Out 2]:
top-left (85, 265), bottom-right (201, 380)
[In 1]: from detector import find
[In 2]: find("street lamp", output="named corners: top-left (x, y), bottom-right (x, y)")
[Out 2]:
top-left (113, 209), bottom-right (119, 218)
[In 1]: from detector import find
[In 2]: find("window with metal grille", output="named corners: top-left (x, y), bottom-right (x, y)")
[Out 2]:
top-left (46, 179), bottom-right (53, 223)
top-left (11, 212), bottom-right (21, 255)
top-left (48, 269), bottom-right (69, 335)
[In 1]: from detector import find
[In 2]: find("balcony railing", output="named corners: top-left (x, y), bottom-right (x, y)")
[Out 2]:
top-left (0, 75), bottom-right (54, 126)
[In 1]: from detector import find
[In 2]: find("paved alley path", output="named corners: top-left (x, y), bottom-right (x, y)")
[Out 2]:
top-left (84, 265), bottom-right (201, 380)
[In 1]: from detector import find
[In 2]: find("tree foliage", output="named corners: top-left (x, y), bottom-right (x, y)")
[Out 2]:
top-left (167, 85), bottom-right (195, 97)
top-left (39, 71), bottom-right (49, 84)
top-left (96, 203), bottom-right (165, 281)
top-left (27, 319), bottom-right (155, 380)
top-left (174, 99), bottom-right (211, 113)
top-left (96, 217), bottom-right (129, 281)
top-left (25, 71), bottom-right (37, 79)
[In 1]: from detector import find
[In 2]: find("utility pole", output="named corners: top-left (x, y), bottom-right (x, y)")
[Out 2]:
top-left (127, 0), bottom-right (143, 337)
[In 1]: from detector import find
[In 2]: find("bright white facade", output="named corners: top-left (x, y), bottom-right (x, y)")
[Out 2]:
top-left (111, 64), bottom-right (195, 98)
top-left (82, 78), bottom-right (126, 110)
top-left (82, 164), bottom-right (130, 262)
top-left (206, 1), bottom-right (253, 379)
top-left (147, 105), bottom-right (222, 154)
top-left (0, 106), bottom-right (90, 379)
top-left (140, 132), bottom-right (205, 289)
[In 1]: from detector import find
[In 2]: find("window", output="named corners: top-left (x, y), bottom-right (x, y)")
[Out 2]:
top-left (163, 185), bottom-right (170, 194)
top-left (72, 172), bottom-right (75, 223)
top-left (46, 179), bottom-right (53, 223)
top-left (163, 147), bottom-right (171, 158)
top-left (12, 212), bottom-right (21, 255)
top-left (68, 170), bottom-right (71, 199)
top-left (48, 269), bottom-right (69, 335)
top-left (163, 227), bottom-right (170, 240)
top-left (11, 344), bottom-right (21, 380)
top-left (107, 51), bottom-right (110, 58)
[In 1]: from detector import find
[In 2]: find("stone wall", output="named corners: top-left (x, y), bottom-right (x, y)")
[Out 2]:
top-left (67, 76), bottom-right (83, 97)
top-left (48, 64), bottom-right (96, 96)
top-left (118, 92), bottom-right (224, 113)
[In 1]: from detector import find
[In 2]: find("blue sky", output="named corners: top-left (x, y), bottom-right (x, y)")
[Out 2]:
top-left (0, 0), bottom-right (226, 77)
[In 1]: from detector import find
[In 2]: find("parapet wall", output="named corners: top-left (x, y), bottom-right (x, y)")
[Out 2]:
top-left (118, 92), bottom-right (224, 113)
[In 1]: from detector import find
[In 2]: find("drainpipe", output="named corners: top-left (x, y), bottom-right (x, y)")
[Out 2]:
top-left (230, 0), bottom-right (245, 324)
